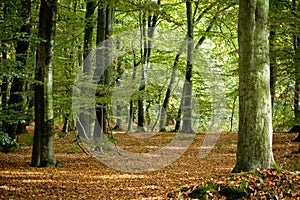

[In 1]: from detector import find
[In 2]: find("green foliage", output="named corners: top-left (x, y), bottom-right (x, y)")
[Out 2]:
top-left (19, 134), bottom-right (34, 146)
top-left (65, 145), bottom-right (81, 154)
top-left (57, 131), bottom-right (68, 138)
top-left (188, 182), bottom-right (218, 199)
top-left (291, 161), bottom-right (299, 171)
top-left (0, 132), bottom-right (19, 153)
top-left (218, 185), bottom-right (250, 200)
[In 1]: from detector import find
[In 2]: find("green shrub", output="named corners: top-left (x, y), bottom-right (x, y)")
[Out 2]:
top-left (0, 132), bottom-right (19, 153)
top-left (20, 134), bottom-right (34, 146)
top-left (65, 146), bottom-right (81, 154)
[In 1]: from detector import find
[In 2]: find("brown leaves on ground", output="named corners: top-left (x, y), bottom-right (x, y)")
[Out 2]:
top-left (174, 169), bottom-right (300, 199)
top-left (0, 131), bottom-right (299, 199)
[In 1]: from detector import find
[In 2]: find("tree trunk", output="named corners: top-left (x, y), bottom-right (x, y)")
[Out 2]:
top-left (94, 4), bottom-right (114, 138)
top-left (232, 0), bottom-right (275, 172)
top-left (294, 37), bottom-right (300, 123)
top-left (113, 40), bottom-right (124, 130)
top-left (137, 15), bottom-right (147, 132)
top-left (137, 4), bottom-right (159, 132)
top-left (127, 54), bottom-right (138, 132)
top-left (181, 0), bottom-right (194, 133)
top-left (159, 59), bottom-right (178, 132)
top-left (7, 0), bottom-right (31, 139)
top-left (77, 0), bottom-right (96, 139)
top-left (83, 0), bottom-right (96, 74)
top-left (269, 26), bottom-right (276, 109)
top-left (1, 2), bottom-right (10, 136)
top-left (292, 36), bottom-right (300, 142)
top-left (31, 0), bottom-right (60, 167)
top-left (1, 50), bottom-right (9, 135)
top-left (94, 3), bottom-right (106, 138)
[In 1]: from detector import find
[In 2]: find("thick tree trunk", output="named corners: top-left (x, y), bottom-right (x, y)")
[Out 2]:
top-left (232, 0), bottom-right (275, 172)
top-left (31, 0), bottom-right (60, 167)
top-left (181, 0), bottom-right (194, 133)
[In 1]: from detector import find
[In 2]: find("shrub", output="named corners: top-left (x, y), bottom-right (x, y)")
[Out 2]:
top-left (0, 132), bottom-right (19, 153)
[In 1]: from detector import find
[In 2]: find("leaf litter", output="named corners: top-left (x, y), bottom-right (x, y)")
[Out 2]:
top-left (0, 130), bottom-right (299, 199)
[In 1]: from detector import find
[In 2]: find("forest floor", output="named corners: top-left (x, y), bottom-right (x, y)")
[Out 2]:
top-left (0, 128), bottom-right (300, 199)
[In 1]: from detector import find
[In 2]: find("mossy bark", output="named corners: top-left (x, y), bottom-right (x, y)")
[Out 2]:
top-left (31, 0), bottom-right (59, 167)
top-left (233, 0), bottom-right (275, 172)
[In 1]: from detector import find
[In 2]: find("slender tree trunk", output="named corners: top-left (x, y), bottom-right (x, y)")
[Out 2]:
top-left (7, 0), bottom-right (31, 139)
top-left (83, 0), bottom-right (96, 74)
top-left (269, 26), bottom-right (276, 109)
top-left (94, 4), bottom-right (114, 138)
top-left (113, 39), bottom-right (124, 130)
top-left (159, 59), bottom-right (178, 132)
top-left (292, 36), bottom-right (300, 141)
top-left (1, 50), bottom-right (9, 135)
top-left (31, 0), bottom-right (60, 167)
top-left (291, 0), bottom-right (300, 142)
top-left (294, 37), bottom-right (300, 124)
top-left (229, 94), bottom-right (238, 133)
top-left (77, 0), bottom-right (96, 139)
top-left (137, 4), bottom-right (159, 132)
top-left (1, 2), bottom-right (10, 136)
top-left (94, 3), bottom-right (106, 138)
top-left (127, 53), bottom-right (138, 132)
top-left (232, 0), bottom-right (275, 172)
top-left (181, 0), bottom-right (194, 133)
top-left (137, 15), bottom-right (147, 132)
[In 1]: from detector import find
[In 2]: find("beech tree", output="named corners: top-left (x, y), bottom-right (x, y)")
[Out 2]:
top-left (31, 0), bottom-right (60, 167)
top-left (232, 0), bottom-right (275, 172)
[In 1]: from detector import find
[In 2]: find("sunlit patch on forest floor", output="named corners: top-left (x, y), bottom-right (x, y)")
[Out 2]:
top-left (0, 129), bottom-right (299, 199)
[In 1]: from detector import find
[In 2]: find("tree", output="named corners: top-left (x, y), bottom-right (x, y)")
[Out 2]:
top-left (94, 1), bottom-right (114, 137)
top-left (31, 0), bottom-right (60, 167)
top-left (6, 0), bottom-right (31, 140)
top-left (180, 0), bottom-right (194, 133)
top-left (291, 0), bottom-right (300, 142)
top-left (232, 0), bottom-right (275, 172)
top-left (76, 0), bottom-right (97, 139)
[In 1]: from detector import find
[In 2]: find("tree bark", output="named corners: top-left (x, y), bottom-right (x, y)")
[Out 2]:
top-left (292, 36), bottom-right (300, 142)
top-left (232, 0), bottom-right (275, 172)
top-left (77, 0), bottom-right (97, 139)
top-left (94, 3), bottom-right (114, 138)
top-left (181, 0), bottom-right (194, 133)
top-left (291, 0), bottom-right (300, 142)
top-left (31, 0), bottom-right (60, 167)
top-left (269, 26), bottom-right (276, 109)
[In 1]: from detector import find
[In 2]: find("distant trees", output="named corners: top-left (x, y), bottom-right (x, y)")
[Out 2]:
top-left (232, 0), bottom-right (275, 172)
top-left (1, 0), bottom-right (299, 169)
top-left (4, 0), bottom-right (31, 140)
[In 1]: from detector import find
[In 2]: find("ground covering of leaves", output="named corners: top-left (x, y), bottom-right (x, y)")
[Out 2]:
top-left (0, 128), bottom-right (299, 199)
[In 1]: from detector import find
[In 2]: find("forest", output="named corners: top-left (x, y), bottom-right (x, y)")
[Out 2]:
top-left (0, 0), bottom-right (300, 199)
